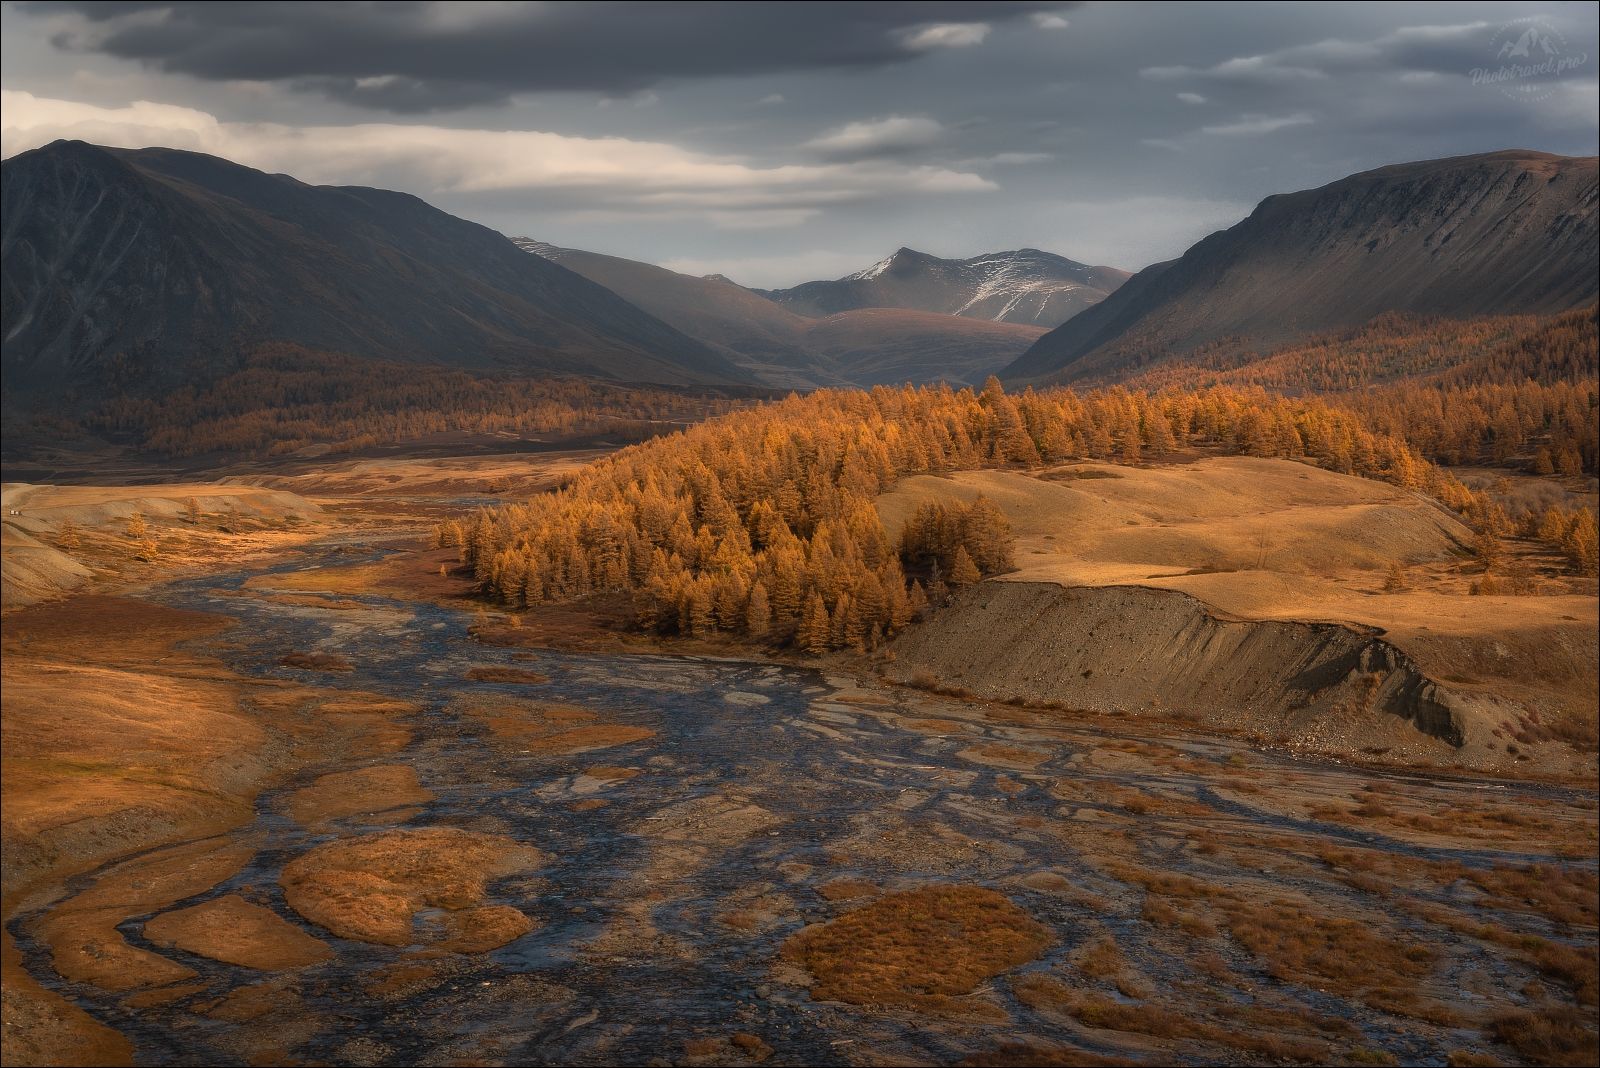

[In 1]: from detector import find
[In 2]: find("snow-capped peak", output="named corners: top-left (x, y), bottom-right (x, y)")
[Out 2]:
top-left (850, 252), bottom-right (901, 281)
top-left (510, 236), bottom-right (561, 259)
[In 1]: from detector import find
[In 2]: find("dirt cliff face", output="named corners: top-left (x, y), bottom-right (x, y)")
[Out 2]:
top-left (1006, 150), bottom-right (1600, 384)
top-left (888, 581), bottom-right (1577, 773)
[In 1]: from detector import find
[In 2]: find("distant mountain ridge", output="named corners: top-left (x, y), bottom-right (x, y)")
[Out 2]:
top-left (1, 140), bottom-right (746, 406)
top-left (759, 246), bottom-right (1130, 327)
top-left (514, 239), bottom-right (1046, 388)
top-left (1004, 149), bottom-right (1599, 385)
top-left (513, 238), bottom-right (832, 387)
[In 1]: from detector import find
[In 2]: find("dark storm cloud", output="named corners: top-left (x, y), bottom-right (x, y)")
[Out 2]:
top-left (21, 0), bottom-right (1077, 111)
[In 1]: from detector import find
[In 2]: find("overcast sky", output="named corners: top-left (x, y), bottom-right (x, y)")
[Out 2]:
top-left (2, 1), bottom-right (1596, 286)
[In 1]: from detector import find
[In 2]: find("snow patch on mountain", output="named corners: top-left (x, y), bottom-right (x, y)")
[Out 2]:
top-left (511, 236), bottom-right (563, 259)
top-left (851, 252), bottom-right (900, 281)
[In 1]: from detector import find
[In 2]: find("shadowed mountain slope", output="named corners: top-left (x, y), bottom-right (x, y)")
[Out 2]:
top-left (1, 141), bottom-right (746, 405)
top-left (1004, 150), bottom-right (1599, 385)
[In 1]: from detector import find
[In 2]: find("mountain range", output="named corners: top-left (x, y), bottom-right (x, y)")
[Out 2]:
top-left (1004, 150), bottom-right (1599, 385)
top-left (514, 240), bottom-right (1051, 389)
top-left (759, 247), bottom-right (1129, 327)
top-left (3, 140), bottom-right (1596, 428)
top-left (1, 140), bottom-right (744, 403)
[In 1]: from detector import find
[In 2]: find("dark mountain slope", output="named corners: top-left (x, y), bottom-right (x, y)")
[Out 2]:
top-left (1004, 150), bottom-right (1599, 385)
top-left (512, 239), bottom-right (840, 388)
top-left (1, 140), bottom-right (745, 403)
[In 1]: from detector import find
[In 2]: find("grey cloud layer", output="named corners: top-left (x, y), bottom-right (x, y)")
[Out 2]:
top-left (22, 1), bottom-right (1073, 111)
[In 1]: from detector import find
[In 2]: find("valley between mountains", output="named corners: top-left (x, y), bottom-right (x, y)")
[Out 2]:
top-left (2, 135), bottom-right (1597, 1068)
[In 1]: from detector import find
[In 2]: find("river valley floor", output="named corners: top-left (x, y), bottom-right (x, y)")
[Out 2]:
top-left (3, 453), bottom-right (1596, 1067)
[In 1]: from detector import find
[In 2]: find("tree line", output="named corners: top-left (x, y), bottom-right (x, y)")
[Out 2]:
top-left (85, 343), bottom-right (748, 458)
top-left (1119, 306), bottom-right (1598, 476)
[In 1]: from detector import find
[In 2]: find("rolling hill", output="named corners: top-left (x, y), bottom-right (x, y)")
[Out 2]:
top-left (1004, 150), bottom-right (1599, 385)
top-left (760, 246), bottom-right (1129, 327)
top-left (0, 140), bottom-right (747, 407)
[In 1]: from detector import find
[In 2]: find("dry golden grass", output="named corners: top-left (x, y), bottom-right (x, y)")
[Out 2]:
top-left (143, 894), bottom-right (331, 970)
top-left (433, 904), bottom-right (535, 953)
top-left (1317, 788), bottom-right (1587, 849)
top-left (525, 724), bottom-right (656, 754)
top-left (1221, 896), bottom-right (1433, 997)
top-left (1400, 899), bottom-right (1598, 1006)
top-left (1490, 1005), bottom-right (1600, 1066)
top-left (1140, 897), bottom-right (1217, 938)
top-left (286, 764), bottom-right (432, 828)
top-left (34, 837), bottom-right (259, 992)
top-left (961, 1044), bottom-right (1136, 1066)
top-left (817, 878), bottom-right (878, 902)
top-left (1445, 1051), bottom-right (1505, 1067)
top-left (465, 666), bottom-right (550, 684)
top-left (1072, 935), bottom-right (1127, 980)
top-left (1014, 973), bottom-right (1339, 1062)
top-left (961, 743), bottom-right (1052, 768)
top-left (247, 562), bottom-right (396, 597)
top-left (1104, 863), bottom-right (1222, 901)
top-left (280, 827), bottom-right (541, 946)
top-left (1468, 865), bottom-right (1599, 927)
top-left (582, 765), bottom-right (639, 781)
top-left (781, 885), bottom-right (1051, 1012)
top-left (903, 717), bottom-right (972, 734)
top-left (1014, 975), bottom-right (1208, 1041)
top-left (464, 698), bottom-right (657, 756)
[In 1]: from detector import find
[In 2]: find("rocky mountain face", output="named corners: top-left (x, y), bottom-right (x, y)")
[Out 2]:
top-left (516, 240), bottom-right (1045, 389)
top-left (1004, 150), bottom-right (1599, 385)
top-left (759, 247), bottom-right (1129, 328)
top-left (1, 141), bottom-right (746, 405)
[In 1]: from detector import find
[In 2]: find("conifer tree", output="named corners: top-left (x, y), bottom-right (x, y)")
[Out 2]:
top-left (798, 593), bottom-right (832, 655)
top-left (948, 545), bottom-right (980, 587)
top-left (745, 580), bottom-right (771, 639)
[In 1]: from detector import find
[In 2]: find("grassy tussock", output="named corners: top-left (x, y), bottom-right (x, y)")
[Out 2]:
top-left (782, 885), bottom-right (1051, 1012)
